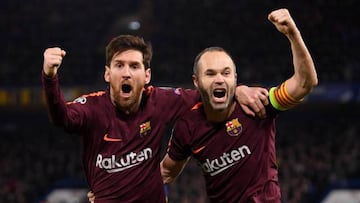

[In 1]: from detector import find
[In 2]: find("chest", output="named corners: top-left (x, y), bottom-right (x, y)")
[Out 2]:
top-left (190, 116), bottom-right (275, 161)
top-left (87, 108), bottom-right (165, 156)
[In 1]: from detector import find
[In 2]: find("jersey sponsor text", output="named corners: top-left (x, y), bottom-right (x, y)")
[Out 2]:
top-left (201, 145), bottom-right (251, 176)
top-left (96, 148), bottom-right (153, 173)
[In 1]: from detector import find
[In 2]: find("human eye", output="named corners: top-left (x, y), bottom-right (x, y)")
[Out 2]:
top-left (131, 64), bottom-right (140, 69)
top-left (114, 62), bottom-right (123, 68)
top-left (129, 62), bottom-right (141, 70)
top-left (222, 69), bottom-right (231, 76)
top-left (205, 70), bottom-right (216, 76)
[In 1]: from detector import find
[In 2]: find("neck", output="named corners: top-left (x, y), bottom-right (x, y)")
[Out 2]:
top-left (111, 93), bottom-right (143, 115)
top-left (204, 101), bottom-right (236, 123)
top-left (118, 101), bottom-right (141, 115)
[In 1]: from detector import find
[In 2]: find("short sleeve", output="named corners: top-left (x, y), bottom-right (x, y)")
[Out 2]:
top-left (167, 119), bottom-right (193, 161)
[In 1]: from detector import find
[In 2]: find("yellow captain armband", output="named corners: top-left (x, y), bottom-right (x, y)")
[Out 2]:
top-left (269, 81), bottom-right (303, 111)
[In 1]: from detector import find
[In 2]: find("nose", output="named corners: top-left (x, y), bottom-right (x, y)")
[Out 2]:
top-left (214, 73), bottom-right (224, 84)
top-left (121, 65), bottom-right (131, 79)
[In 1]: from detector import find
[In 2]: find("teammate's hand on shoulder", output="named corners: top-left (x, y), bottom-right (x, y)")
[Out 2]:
top-left (235, 85), bottom-right (269, 119)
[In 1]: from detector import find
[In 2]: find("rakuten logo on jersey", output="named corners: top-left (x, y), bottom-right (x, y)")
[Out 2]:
top-left (96, 148), bottom-right (152, 173)
top-left (201, 145), bottom-right (251, 176)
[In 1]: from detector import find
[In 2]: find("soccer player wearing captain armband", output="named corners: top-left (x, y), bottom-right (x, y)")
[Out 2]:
top-left (161, 8), bottom-right (318, 203)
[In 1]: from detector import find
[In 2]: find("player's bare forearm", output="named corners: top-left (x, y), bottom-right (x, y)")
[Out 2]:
top-left (268, 8), bottom-right (318, 100)
top-left (160, 154), bottom-right (188, 184)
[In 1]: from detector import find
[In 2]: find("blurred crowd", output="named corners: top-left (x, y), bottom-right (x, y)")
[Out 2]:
top-left (0, 111), bottom-right (85, 203)
top-left (1, 0), bottom-right (359, 87)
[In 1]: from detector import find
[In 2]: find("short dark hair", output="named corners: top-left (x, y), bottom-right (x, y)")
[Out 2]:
top-left (105, 35), bottom-right (152, 68)
top-left (193, 47), bottom-right (234, 76)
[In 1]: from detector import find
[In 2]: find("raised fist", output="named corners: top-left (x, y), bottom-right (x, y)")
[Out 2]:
top-left (43, 47), bottom-right (66, 77)
top-left (268, 8), bottom-right (298, 37)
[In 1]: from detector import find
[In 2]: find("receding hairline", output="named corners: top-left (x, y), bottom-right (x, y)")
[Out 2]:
top-left (193, 47), bottom-right (236, 75)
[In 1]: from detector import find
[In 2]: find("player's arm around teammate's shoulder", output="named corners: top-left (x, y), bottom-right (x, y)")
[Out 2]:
top-left (235, 85), bottom-right (269, 118)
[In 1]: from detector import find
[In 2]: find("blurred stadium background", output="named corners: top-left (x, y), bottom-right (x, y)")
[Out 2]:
top-left (1, 0), bottom-right (359, 202)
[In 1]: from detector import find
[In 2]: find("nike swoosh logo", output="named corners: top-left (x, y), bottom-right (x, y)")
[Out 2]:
top-left (192, 146), bottom-right (206, 154)
top-left (103, 134), bottom-right (122, 142)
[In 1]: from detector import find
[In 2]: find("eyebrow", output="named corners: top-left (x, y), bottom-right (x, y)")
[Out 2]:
top-left (113, 59), bottom-right (142, 65)
top-left (204, 67), bottom-right (232, 72)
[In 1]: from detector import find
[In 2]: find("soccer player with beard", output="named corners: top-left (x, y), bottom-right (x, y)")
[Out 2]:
top-left (161, 8), bottom-right (318, 202)
top-left (42, 35), bottom-right (268, 202)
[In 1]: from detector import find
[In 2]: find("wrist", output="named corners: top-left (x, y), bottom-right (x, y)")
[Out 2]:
top-left (42, 69), bottom-right (57, 79)
top-left (43, 69), bottom-right (57, 78)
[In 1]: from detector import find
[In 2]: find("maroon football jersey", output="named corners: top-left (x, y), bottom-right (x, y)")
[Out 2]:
top-left (42, 72), bottom-right (199, 202)
top-left (168, 102), bottom-right (281, 203)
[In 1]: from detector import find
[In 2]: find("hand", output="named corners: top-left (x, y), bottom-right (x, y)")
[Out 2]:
top-left (268, 8), bottom-right (298, 37)
top-left (235, 85), bottom-right (269, 119)
top-left (43, 47), bottom-right (66, 78)
top-left (87, 191), bottom-right (95, 203)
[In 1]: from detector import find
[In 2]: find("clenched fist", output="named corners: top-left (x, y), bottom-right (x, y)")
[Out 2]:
top-left (268, 8), bottom-right (299, 38)
top-left (43, 47), bottom-right (66, 78)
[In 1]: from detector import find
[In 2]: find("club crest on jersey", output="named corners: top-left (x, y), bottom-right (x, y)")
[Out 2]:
top-left (139, 121), bottom-right (151, 137)
top-left (225, 118), bottom-right (242, 136)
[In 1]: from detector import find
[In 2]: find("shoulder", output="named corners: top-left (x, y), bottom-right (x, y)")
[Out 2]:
top-left (144, 86), bottom-right (197, 106)
top-left (66, 91), bottom-right (107, 106)
top-left (176, 102), bottom-right (205, 126)
top-left (145, 86), bottom-right (194, 97)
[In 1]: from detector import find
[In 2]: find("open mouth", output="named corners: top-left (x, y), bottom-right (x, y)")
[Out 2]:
top-left (213, 89), bottom-right (226, 98)
top-left (121, 84), bottom-right (132, 93)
